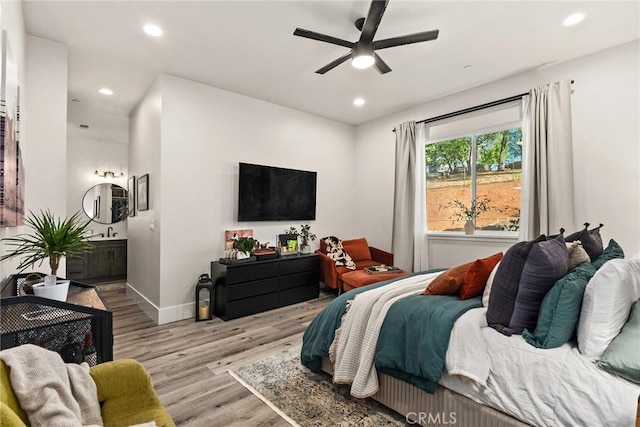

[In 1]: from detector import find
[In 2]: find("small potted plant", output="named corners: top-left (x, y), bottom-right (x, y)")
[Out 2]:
top-left (234, 236), bottom-right (256, 259)
top-left (0, 210), bottom-right (93, 300)
top-left (283, 224), bottom-right (317, 253)
top-left (441, 195), bottom-right (492, 235)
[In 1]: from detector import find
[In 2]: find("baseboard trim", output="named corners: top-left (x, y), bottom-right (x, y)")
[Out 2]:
top-left (125, 283), bottom-right (195, 325)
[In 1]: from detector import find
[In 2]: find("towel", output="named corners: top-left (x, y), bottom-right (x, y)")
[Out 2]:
top-left (0, 344), bottom-right (103, 427)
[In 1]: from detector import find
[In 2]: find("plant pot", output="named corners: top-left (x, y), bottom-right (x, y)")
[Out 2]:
top-left (32, 280), bottom-right (70, 302)
top-left (464, 220), bottom-right (475, 235)
top-left (236, 251), bottom-right (251, 260)
top-left (300, 245), bottom-right (310, 254)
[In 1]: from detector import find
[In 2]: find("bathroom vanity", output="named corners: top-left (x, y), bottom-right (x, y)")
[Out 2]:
top-left (66, 239), bottom-right (127, 284)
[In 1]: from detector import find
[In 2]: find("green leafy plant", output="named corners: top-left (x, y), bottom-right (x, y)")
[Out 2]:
top-left (234, 236), bottom-right (256, 253)
top-left (283, 224), bottom-right (317, 248)
top-left (441, 195), bottom-right (493, 223)
top-left (0, 210), bottom-right (93, 275)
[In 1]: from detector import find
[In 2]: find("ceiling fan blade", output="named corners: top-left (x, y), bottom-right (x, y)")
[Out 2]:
top-left (373, 53), bottom-right (392, 74)
top-left (373, 29), bottom-right (440, 50)
top-left (358, 0), bottom-right (389, 45)
top-left (315, 52), bottom-right (352, 74)
top-left (293, 28), bottom-right (354, 49)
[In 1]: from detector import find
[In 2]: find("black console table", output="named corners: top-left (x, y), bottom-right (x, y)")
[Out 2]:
top-left (211, 254), bottom-right (320, 320)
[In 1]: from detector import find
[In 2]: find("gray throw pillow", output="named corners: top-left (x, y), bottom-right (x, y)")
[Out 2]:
top-left (507, 235), bottom-right (569, 335)
top-left (487, 235), bottom-right (545, 335)
top-left (565, 223), bottom-right (604, 260)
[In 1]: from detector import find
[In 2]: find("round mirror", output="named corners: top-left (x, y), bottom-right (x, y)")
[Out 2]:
top-left (82, 183), bottom-right (129, 224)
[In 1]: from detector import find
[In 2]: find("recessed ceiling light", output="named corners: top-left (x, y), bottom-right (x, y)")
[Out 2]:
top-left (563, 13), bottom-right (585, 26)
top-left (98, 88), bottom-right (113, 95)
top-left (71, 98), bottom-right (80, 103)
top-left (353, 98), bottom-right (365, 107)
top-left (463, 65), bottom-right (472, 71)
top-left (143, 24), bottom-right (163, 37)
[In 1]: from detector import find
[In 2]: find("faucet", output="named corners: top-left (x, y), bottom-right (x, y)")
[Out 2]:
top-left (107, 226), bottom-right (113, 237)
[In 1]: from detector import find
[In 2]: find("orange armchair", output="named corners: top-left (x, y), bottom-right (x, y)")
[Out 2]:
top-left (315, 237), bottom-right (394, 290)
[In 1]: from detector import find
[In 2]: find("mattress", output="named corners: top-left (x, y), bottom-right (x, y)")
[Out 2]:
top-left (439, 324), bottom-right (640, 427)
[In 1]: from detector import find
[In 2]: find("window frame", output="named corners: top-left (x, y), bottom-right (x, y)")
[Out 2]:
top-left (422, 119), bottom-right (524, 239)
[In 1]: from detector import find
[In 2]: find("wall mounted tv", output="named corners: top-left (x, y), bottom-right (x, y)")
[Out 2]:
top-left (238, 162), bottom-right (317, 221)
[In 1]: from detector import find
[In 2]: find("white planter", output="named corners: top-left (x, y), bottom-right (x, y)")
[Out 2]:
top-left (32, 281), bottom-right (70, 302)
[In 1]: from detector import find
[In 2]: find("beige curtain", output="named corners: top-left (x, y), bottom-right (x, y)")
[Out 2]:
top-left (392, 121), bottom-right (416, 272)
top-left (521, 80), bottom-right (575, 239)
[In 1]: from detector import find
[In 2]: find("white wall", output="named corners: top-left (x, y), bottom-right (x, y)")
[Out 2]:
top-left (0, 1), bottom-right (26, 280)
top-left (354, 40), bottom-right (640, 267)
top-left (0, 27), bottom-right (69, 280)
top-left (67, 134), bottom-right (129, 239)
top-left (128, 74), bottom-right (355, 323)
top-left (128, 78), bottom-right (162, 317)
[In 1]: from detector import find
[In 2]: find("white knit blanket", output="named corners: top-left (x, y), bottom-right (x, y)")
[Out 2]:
top-left (331, 272), bottom-right (440, 398)
top-left (445, 307), bottom-right (490, 387)
top-left (0, 344), bottom-right (103, 427)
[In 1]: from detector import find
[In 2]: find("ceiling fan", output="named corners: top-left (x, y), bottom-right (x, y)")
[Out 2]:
top-left (293, 0), bottom-right (439, 75)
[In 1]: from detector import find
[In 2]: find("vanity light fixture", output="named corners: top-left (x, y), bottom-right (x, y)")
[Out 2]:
top-left (95, 170), bottom-right (125, 179)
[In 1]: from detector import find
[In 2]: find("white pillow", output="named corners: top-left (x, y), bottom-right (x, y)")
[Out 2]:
top-left (577, 258), bottom-right (640, 359)
top-left (482, 260), bottom-right (501, 308)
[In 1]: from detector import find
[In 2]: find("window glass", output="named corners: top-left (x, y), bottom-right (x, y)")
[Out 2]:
top-left (425, 127), bottom-right (521, 233)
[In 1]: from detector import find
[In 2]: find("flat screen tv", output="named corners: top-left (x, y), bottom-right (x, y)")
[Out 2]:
top-left (238, 163), bottom-right (317, 221)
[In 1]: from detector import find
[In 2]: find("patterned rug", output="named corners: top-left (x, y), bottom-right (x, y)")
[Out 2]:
top-left (228, 345), bottom-right (407, 427)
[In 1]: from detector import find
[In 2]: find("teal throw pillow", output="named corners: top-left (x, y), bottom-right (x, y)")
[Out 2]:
top-left (598, 300), bottom-right (640, 384)
top-left (523, 262), bottom-right (597, 348)
top-left (591, 239), bottom-right (624, 270)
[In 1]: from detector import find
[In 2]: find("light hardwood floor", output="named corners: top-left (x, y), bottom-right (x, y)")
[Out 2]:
top-left (98, 283), bottom-right (335, 426)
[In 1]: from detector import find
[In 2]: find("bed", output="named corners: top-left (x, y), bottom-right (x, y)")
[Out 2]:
top-left (301, 260), bottom-right (640, 427)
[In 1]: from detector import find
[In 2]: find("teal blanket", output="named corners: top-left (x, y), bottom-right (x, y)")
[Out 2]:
top-left (301, 271), bottom-right (482, 394)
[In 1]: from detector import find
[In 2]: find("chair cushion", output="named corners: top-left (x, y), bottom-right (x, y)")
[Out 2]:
top-left (342, 270), bottom-right (408, 291)
top-left (343, 238), bottom-right (372, 262)
top-left (459, 252), bottom-right (504, 300)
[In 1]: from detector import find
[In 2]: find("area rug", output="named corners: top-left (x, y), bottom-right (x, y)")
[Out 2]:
top-left (228, 345), bottom-right (406, 427)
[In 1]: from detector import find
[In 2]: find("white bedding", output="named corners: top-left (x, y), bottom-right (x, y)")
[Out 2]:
top-left (440, 316), bottom-right (640, 427)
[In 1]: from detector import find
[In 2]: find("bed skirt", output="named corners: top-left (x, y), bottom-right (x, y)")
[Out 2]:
top-left (321, 357), bottom-right (528, 427)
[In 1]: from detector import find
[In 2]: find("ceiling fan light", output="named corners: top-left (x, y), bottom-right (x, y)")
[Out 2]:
top-left (352, 54), bottom-right (375, 69)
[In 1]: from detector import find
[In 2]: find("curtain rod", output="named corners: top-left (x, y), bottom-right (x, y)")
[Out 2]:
top-left (393, 80), bottom-right (574, 132)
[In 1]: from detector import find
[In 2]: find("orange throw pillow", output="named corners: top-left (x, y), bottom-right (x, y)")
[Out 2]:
top-left (460, 252), bottom-right (504, 300)
top-left (425, 261), bottom-right (474, 295)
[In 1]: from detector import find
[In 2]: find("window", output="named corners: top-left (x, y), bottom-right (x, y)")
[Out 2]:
top-left (422, 102), bottom-right (523, 234)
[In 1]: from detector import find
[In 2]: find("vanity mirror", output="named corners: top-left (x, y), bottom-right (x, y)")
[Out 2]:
top-left (82, 183), bottom-right (128, 224)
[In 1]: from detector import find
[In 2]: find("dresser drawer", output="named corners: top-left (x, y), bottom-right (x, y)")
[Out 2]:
top-left (279, 271), bottom-right (319, 291)
top-left (279, 256), bottom-right (319, 276)
top-left (226, 278), bottom-right (278, 300)
top-left (227, 262), bottom-right (278, 284)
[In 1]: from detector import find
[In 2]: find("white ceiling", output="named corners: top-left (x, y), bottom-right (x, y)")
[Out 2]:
top-left (22, 1), bottom-right (640, 127)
